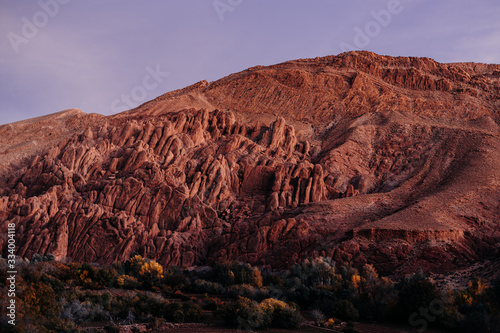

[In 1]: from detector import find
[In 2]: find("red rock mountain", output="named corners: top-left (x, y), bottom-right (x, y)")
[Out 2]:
top-left (1, 51), bottom-right (500, 281)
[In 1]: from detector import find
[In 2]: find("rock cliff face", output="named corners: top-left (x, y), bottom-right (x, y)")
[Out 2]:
top-left (1, 51), bottom-right (500, 278)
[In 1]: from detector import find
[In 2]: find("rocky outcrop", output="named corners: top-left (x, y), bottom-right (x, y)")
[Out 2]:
top-left (1, 52), bottom-right (500, 278)
top-left (125, 51), bottom-right (500, 125)
top-left (0, 109), bottom-right (334, 267)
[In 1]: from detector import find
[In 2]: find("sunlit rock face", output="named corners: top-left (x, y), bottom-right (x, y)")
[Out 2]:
top-left (1, 51), bottom-right (500, 280)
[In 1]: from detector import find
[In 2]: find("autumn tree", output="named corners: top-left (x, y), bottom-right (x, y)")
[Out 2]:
top-left (138, 261), bottom-right (164, 289)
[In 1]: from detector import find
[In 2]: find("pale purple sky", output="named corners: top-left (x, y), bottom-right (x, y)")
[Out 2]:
top-left (1, 0), bottom-right (499, 125)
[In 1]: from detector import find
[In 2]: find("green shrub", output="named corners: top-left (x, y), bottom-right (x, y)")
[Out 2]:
top-left (165, 302), bottom-right (184, 322)
top-left (183, 302), bottom-right (205, 322)
top-left (458, 303), bottom-right (490, 333)
top-left (231, 262), bottom-right (263, 288)
top-left (290, 257), bottom-right (340, 286)
top-left (173, 309), bottom-right (185, 322)
top-left (201, 297), bottom-right (220, 311)
top-left (259, 298), bottom-right (303, 328)
top-left (134, 292), bottom-right (169, 318)
top-left (226, 283), bottom-right (259, 299)
top-left (43, 317), bottom-right (80, 333)
top-left (21, 281), bottom-right (60, 318)
top-left (342, 321), bottom-right (360, 333)
top-left (334, 299), bottom-right (359, 321)
top-left (60, 299), bottom-right (110, 324)
top-left (212, 262), bottom-right (236, 286)
top-left (117, 274), bottom-right (140, 289)
top-left (193, 279), bottom-right (225, 294)
top-left (146, 317), bottom-right (165, 331)
top-left (263, 271), bottom-right (285, 288)
top-left (94, 266), bottom-right (118, 288)
top-left (163, 267), bottom-right (188, 290)
top-left (221, 296), bottom-right (267, 330)
top-left (491, 277), bottom-right (500, 307)
top-left (395, 271), bottom-right (441, 320)
top-left (311, 309), bottom-right (325, 326)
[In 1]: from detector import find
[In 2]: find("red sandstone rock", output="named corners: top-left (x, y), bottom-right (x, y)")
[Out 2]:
top-left (1, 52), bottom-right (500, 279)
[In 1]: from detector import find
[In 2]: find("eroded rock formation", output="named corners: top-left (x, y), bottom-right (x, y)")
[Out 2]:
top-left (1, 51), bottom-right (500, 278)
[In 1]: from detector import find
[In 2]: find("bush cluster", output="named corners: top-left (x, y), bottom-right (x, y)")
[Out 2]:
top-left (1, 254), bottom-right (499, 332)
top-left (219, 296), bottom-right (302, 330)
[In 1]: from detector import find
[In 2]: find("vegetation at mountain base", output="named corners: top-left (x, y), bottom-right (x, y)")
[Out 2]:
top-left (1, 254), bottom-right (500, 332)
top-left (3, 52), bottom-right (500, 286)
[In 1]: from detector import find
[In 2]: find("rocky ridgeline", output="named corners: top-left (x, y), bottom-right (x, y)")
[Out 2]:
top-left (1, 106), bottom-right (494, 274)
top-left (0, 109), bottom-right (351, 266)
top-left (1, 52), bottom-right (500, 277)
top-left (193, 51), bottom-right (500, 125)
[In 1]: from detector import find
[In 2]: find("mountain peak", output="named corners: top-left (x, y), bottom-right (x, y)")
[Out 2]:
top-left (1, 53), bottom-right (500, 283)
top-left (120, 52), bottom-right (500, 126)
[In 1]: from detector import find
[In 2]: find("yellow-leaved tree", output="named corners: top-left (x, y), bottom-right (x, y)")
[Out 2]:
top-left (138, 261), bottom-right (164, 288)
top-left (129, 255), bottom-right (146, 276)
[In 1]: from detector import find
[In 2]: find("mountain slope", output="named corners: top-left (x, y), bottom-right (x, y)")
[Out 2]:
top-left (1, 51), bottom-right (499, 280)
top-left (126, 51), bottom-right (500, 123)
